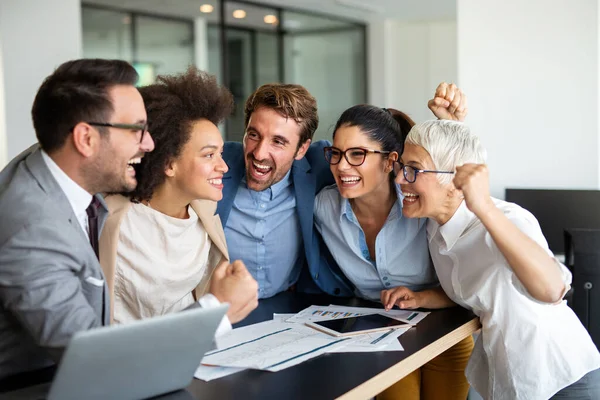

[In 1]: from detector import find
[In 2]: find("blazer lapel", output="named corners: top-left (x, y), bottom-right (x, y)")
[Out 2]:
top-left (292, 157), bottom-right (316, 257)
top-left (191, 199), bottom-right (229, 260)
top-left (26, 147), bottom-right (110, 325)
top-left (26, 148), bottom-right (96, 252)
top-left (218, 151), bottom-right (244, 226)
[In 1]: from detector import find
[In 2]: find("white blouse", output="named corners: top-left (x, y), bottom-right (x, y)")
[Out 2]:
top-left (428, 199), bottom-right (600, 400)
top-left (113, 203), bottom-right (212, 324)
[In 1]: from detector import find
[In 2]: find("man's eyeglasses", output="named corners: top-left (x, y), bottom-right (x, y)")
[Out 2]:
top-left (87, 122), bottom-right (148, 143)
top-left (394, 161), bottom-right (454, 183)
top-left (324, 146), bottom-right (390, 167)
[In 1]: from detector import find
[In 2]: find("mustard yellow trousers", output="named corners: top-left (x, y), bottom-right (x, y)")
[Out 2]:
top-left (377, 336), bottom-right (474, 400)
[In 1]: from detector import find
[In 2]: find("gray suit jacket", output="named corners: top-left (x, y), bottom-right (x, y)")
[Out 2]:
top-left (0, 145), bottom-right (109, 380)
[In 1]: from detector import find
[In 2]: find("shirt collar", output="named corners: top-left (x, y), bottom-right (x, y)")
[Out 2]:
top-left (41, 150), bottom-right (93, 218)
top-left (340, 182), bottom-right (404, 224)
top-left (269, 169), bottom-right (292, 199)
top-left (427, 200), bottom-right (474, 250)
top-left (241, 168), bottom-right (292, 201)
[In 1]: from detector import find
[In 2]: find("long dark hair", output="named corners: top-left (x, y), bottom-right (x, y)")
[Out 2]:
top-left (332, 105), bottom-right (415, 154)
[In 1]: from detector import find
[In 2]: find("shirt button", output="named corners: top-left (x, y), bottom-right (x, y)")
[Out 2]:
top-left (260, 203), bottom-right (266, 209)
top-left (383, 276), bottom-right (388, 281)
top-left (385, 282), bottom-right (391, 287)
top-left (257, 266), bottom-right (263, 270)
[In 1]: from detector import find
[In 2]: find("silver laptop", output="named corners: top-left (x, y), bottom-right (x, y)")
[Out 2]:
top-left (40, 304), bottom-right (227, 400)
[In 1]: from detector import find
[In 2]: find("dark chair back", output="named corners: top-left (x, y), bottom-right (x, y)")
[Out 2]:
top-left (564, 228), bottom-right (600, 349)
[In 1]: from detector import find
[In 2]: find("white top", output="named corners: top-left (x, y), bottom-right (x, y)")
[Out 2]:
top-left (114, 203), bottom-right (231, 335)
top-left (427, 198), bottom-right (600, 400)
top-left (41, 150), bottom-right (92, 238)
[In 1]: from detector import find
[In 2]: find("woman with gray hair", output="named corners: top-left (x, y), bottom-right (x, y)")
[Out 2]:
top-left (386, 119), bottom-right (600, 399)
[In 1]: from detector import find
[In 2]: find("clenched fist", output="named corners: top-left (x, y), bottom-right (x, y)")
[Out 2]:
top-left (453, 163), bottom-right (495, 217)
top-left (428, 82), bottom-right (468, 122)
top-left (209, 260), bottom-right (259, 324)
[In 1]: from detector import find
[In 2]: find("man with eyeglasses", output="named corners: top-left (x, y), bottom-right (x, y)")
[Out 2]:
top-left (218, 82), bottom-right (467, 299)
top-left (0, 59), bottom-right (155, 384)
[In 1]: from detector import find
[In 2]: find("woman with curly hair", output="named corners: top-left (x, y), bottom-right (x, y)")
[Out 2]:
top-left (99, 67), bottom-right (258, 328)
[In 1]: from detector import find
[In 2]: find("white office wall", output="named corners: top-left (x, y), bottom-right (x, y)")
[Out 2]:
top-left (457, 0), bottom-right (599, 198)
top-left (0, 0), bottom-right (82, 160)
top-left (367, 19), bottom-right (395, 107)
top-left (385, 20), bottom-right (457, 123)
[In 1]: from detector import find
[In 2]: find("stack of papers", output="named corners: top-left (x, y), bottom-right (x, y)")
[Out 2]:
top-left (194, 305), bottom-right (429, 381)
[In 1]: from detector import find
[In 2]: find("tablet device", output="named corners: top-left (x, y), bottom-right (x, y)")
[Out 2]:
top-left (306, 313), bottom-right (412, 337)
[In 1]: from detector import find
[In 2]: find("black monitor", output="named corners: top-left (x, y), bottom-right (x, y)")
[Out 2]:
top-left (504, 189), bottom-right (600, 254)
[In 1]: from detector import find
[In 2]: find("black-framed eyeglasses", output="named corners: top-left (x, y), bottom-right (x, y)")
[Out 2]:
top-left (324, 146), bottom-right (391, 167)
top-left (394, 161), bottom-right (454, 183)
top-left (87, 122), bottom-right (148, 143)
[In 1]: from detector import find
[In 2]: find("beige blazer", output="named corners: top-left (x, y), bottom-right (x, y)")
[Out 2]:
top-left (98, 194), bottom-right (229, 320)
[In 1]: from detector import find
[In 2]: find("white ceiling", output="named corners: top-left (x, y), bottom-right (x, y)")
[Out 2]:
top-left (83, 0), bottom-right (456, 27)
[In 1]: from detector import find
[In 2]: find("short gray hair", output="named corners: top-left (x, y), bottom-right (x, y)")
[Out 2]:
top-left (405, 120), bottom-right (487, 185)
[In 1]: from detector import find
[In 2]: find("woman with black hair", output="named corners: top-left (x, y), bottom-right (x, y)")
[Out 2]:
top-left (314, 84), bottom-right (472, 400)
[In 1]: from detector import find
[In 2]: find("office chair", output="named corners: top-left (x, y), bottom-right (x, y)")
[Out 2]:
top-left (564, 228), bottom-right (600, 349)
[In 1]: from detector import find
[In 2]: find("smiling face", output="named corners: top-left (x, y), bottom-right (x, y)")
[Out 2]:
top-left (166, 119), bottom-right (228, 202)
top-left (91, 85), bottom-right (155, 193)
top-left (331, 124), bottom-right (396, 200)
top-left (395, 143), bottom-right (450, 219)
top-left (243, 107), bottom-right (310, 191)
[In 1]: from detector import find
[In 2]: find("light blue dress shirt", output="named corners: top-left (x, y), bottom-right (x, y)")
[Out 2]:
top-left (314, 184), bottom-right (437, 301)
top-left (224, 170), bottom-right (303, 298)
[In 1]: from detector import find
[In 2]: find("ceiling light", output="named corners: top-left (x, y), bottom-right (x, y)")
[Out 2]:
top-left (232, 9), bottom-right (246, 19)
top-left (200, 4), bottom-right (214, 13)
top-left (264, 14), bottom-right (278, 24)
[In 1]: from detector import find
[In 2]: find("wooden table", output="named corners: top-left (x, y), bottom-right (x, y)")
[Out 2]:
top-left (1, 292), bottom-right (479, 400)
top-left (186, 292), bottom-right (480, 400)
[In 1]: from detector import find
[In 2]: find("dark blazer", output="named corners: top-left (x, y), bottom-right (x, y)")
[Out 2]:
top-left (0, 145), bottom-right (109, 380)
top-left (217, 140), bottom-right (354, 296)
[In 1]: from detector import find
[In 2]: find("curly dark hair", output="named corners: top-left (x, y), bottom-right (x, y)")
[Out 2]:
top-left (126, 67), bottom-right (234, 202)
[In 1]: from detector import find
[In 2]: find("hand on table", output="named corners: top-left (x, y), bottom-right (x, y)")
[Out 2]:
top-left (380, 286), bottom-right (422, 311)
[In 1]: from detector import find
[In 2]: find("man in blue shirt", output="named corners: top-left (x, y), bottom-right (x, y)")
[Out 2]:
top-left (218, 82), bottom-right (466, 299)
top-left (217, 84), bottom-right (353, 298)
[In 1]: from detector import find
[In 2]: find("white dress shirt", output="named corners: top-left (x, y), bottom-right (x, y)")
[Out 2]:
top-left (428, 198), bottom-right (600, 400)
top-left (114, 203), bottom-right (231, 335)
top-left (41, 150), bottom-right (92, 238)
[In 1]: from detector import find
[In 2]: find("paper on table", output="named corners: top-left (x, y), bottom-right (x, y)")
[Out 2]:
top-left (203, 320), bottom-right (353, 372)
top-left (285, 305), bottom-right (365, 323)
top-left (194, 364), bottom-right (245, 381)
top-left (327, 305), bottom-right (430, 324)
top-left (285, 305), bottom-right (429, 325)
top-left (273, 313), bottom-right (296, 321)
top-left (328, 337), bottom-right (404, 353)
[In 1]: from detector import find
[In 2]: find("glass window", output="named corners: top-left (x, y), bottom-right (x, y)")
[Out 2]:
top-left (283, 11), bottom-right (366, 142)
top-left (134, 16), bottom-right (194, 79)
top-left (82, 7), bottom-right (133, 62)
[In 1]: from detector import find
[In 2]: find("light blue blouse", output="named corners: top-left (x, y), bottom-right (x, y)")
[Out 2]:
top-left (314, 184), bottom-right (437, 301)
